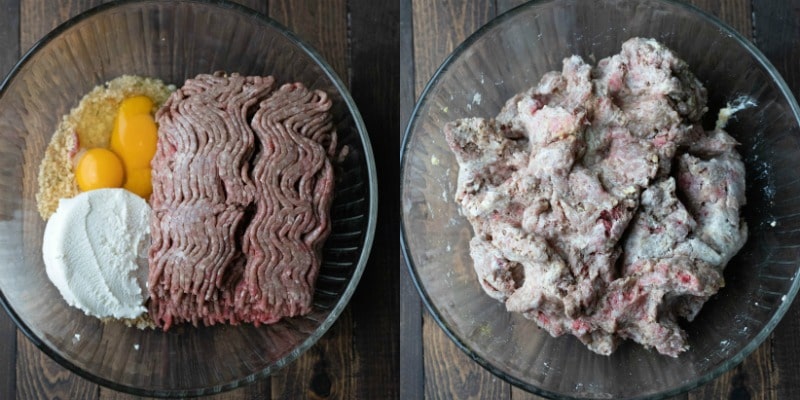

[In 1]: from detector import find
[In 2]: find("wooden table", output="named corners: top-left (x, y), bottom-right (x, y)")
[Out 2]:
top-left (0, 1), bottom-right (398, 399)
top-left (401, 0), bottom-right (800, 399)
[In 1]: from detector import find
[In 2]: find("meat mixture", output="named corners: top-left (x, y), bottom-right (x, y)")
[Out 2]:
top-left (149, 73), bottom-right (337, 330)
top-left (444, 38), bottom-right (747, 356)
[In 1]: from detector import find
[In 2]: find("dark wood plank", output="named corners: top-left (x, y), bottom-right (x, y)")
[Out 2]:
top-left (410, 1), bottom-right (507, 398)
top-left (494, 3), bottom-right (547, 399)
top-left (348, 0), bottom-right (401, 398)
top-left (17, 2), bottom-right (109, 398)
top-left (0, 0), bottom-right (20, 398)
top-left (16, 331), bottom-right (99, 399)
top-left (511, 386), bottom-right (548, 400)
top-left (752, 2), bottom-right (800, 399)
top-left (399, 259), bottom-right (423, 400)
top-left (753, 0), bottom-right (800, 94)
top-left (412, 0), bottom-right (496, 95)
top-left (267, 1), bottom-right (355, 399)
top-left (0, 296), bottom-right (17, 400)
top-left (422, 318), bottom-right (510, 400)
top-left (495, 0), bottom-right (529, 15)
top-left (100, 367), bottom-right (271, 399)
top-left (0, 0), bottom-right (20, 78)
top-left (687, 340), bottom-right (778, 400)
top-left (490, 0), bottom-right (540, 393)
top-left (680, 3), bottom-right (778, 399)
top-left (400, 0), bottom-right (424, 398)
top-left (20, 0), bottom-right (113, 51)
top-left (400, 0), bottom-right (416, 135)
top-left (459, 3), bottom-right (545, 400)
top-left (269, 313), bottom-right (356, 399)
top-left (771, 302), bottom-right (800, 400)
top-left (98, 389), bottom-right (151, 400)
top-left (688, 0), bottom-right (753, 37)
top-left (232, 0), bottom-right (267, 15)
top-left (268, 0), bottom-right (348, 84)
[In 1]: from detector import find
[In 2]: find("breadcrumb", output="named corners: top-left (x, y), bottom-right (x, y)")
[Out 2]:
top-left (36, 75), bottom-right (174, 219)
top-left (102, 312), bottom-right (156, 330)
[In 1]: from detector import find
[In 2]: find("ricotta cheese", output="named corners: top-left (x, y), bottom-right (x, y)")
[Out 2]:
top-left (43, 189), bottom-right (151, 319)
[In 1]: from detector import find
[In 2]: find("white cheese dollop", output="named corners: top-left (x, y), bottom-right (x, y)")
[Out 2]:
top-left (43, 188), bottom-right (151, 319)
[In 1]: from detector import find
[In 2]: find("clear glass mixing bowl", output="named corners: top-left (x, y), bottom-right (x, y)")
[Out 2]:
top-left (401, 0), bottom-right (800, 398)
top-left (0, 0), bottom-right (376, 397)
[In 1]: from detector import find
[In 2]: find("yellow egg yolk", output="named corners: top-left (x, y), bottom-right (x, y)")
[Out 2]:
top-left (75, 148), bottom-right (124, 191)
top-left (124, 168), bottom-right (153, 199)
top-left (113, 114), bottom-right (157, 169)
top-left (117, 95), bottom-right (152, 116)
top-left (110, 95), bottom-right (158, 199)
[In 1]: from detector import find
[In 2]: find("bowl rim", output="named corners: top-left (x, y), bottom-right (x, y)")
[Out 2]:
top-left (0, 0), bottom-right (377, 397)
top-left (399, 0), bottom-right (800, 399)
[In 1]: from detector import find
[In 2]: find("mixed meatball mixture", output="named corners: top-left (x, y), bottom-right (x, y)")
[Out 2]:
top-left (444, 38), bottom-right (747, 357)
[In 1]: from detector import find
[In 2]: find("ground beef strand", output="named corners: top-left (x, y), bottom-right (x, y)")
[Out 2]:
top-left (149, 73), bottom-right (336, 330)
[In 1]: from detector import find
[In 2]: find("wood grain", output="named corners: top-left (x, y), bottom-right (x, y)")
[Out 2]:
top-left (400, 0), bottom-right (416, 135)
top-left (753, 0), bottom-right (800, 94)
top-left (266, 2), bottom-right (357, 399)
top-left (495, 0), bottom-right (530, 16)
top-left (231, 0), bottom-right (267, 15)
top-left (20, 0), bottom-right (113, 51)
top-left (18, 1), bottom-right (131, 398)
top-left (511, 386), bottom-right (547, 400)
top-left (399, 0), bottom-right (425, 398)
top-left (0, 293), bottom-right (17, 400)
top-left (269, 0), bottom-right (349, 84)
top-left (349, 0), bottom-right (401, 398)
top-left (270, 313), bottom-right (356, 399)
top-left (687, 339), bottom-right (778, 400)
top-left (688, 0), bottom-right (753, 37)
top-left (399, 260), bottom-right (424, 400)
top-left (422, 317), bottom-right (509, 400)
top-left (0, 0), bottom-right (20, 78)
top-left (16, 331), bottom-right (99, 399)
top-left (682, 3), bottom-right (780, 399)
top-left (410, 1), bottom-right (505, 398)
top-left (772, 303), bottom-right (800, 400)
top-left (497, 5), bottom-right (540, 399)
top-left (752, 2), bottom-right (800, 400)
top-left (0, 2), bottom-right (20, 399)
top-left (411, 0), bottom-right (495, 95)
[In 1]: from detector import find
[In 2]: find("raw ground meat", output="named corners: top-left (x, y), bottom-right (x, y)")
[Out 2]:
top-left (149, 73), bottom-right (337, 330)
top-left (445, 38), bottom-right (747, 357)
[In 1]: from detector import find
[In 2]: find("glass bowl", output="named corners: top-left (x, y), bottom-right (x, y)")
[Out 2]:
top-left (401, 0), bottom-right (800, 399)
top-left (0, 0), bottom-right (376, 397)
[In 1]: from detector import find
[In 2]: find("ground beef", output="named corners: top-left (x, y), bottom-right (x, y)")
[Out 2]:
top-left (445, 38), bottom-right (747, 357)
top-left (148, 73), bottom-right (336, 330)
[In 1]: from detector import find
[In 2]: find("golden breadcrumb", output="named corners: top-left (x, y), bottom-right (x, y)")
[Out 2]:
top-left (36, 75), bottom-right (174, 220)
top-left (102, 312), bottom-right (156, 330)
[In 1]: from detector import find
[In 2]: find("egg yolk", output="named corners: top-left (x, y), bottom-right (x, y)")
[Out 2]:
top-left (75, 148), bottom-right (124, 191)
top-left (123, 168), bottom-right (153, 199)
top-left (112, 114), bottom-right (157, 169)
top-left (110, 96), bottom-right (158, 198)
top-left (117, 95), bottom-right (152, 116)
